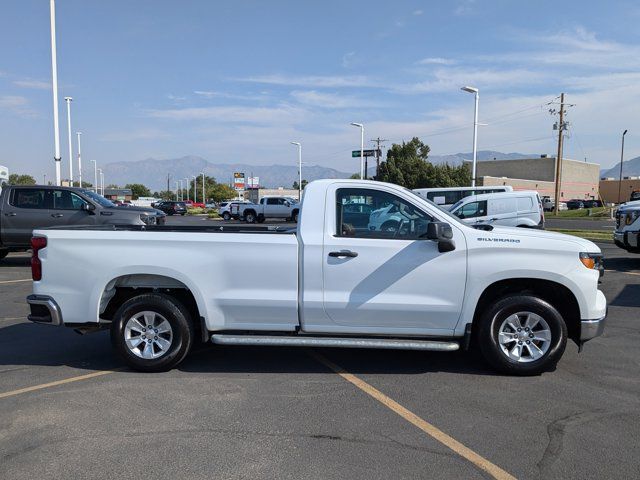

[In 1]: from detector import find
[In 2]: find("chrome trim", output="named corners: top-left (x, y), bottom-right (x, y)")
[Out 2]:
top-left (211, 334), bottom-right (459, 351)
top-left (26, 294), bottom-right (63, 326)
top-left (580, 313), bottom-right (607, 341)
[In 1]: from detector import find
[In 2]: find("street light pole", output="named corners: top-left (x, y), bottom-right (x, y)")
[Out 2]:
top-left (97, 168), bottom-right (103, 196)
top-left (49, 0), bottom-right (62, 186)
top-left (291, 142), bottom-right (302, 199)
top-left (192, 176), bottom-right (198, 203)
top-left (76, 131), bottom-right (82, 187)
top-left (618, 129), bottom-right (628, 204)
top-left (461, 86), bottom-right (479, 187)
top-left (201, 172), bottom-right (206, 205)
top-left (184, 178), bottom-right (189, 201)
top-left (64, 97), bottom-right (73, 185)
top-left (175, 181), bottom-right (179, 201)
top-left (350, 123), bottom-right (364, 179)
top-left (91, 160), bottom-right (97, 192)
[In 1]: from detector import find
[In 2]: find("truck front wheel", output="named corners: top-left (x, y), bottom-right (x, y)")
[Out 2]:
top-left (110, 293), bottom-right (195, 372)
top-left (477, 295), bottom-right (567, 376)
top-left (245, 211), bottom-right (256, 223)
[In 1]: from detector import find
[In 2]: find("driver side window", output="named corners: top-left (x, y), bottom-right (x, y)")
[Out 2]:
top-left (336, 188), bottom-right (432, 240)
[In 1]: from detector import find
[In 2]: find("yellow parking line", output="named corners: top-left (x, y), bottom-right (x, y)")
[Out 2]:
top-left (0, 279), bottom-right (31, 285)
top-left (310, 352), bottom-right (516, 480)
top-left (605, 269), bottom-right (640, 276)
top-left (0, 368), bottom-right (125, 400)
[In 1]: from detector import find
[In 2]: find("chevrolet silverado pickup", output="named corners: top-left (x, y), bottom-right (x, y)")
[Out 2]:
top-left (0, 185), bottom-right (163, 260)
top-left (614, 200), bottom-right (640, 253)
top-left (26, 179), bottom-right (607, 375)
top-left (237, 196), bottom-right (300, 223)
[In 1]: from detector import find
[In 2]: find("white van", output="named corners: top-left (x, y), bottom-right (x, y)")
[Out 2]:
top-left (449, 191), bottom-right (544, 228)
top-left (413, 185), bottom-right (513, 209)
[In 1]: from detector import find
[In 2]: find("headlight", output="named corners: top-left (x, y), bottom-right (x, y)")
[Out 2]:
top-left (579, 252), bottom-right (603, 274)
top-left (140, 214), bottom-right (156, 225)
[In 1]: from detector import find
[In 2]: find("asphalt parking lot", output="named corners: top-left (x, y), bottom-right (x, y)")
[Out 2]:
top-left (1, 242), bottom-right (638, 479)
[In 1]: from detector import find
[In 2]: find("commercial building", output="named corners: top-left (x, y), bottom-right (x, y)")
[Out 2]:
top-left (599, 178), bottom-right (640, 204)
top-left (470, 156), bottom-right (600, 201)
top-left (103, 188), bottom-right (133, 202)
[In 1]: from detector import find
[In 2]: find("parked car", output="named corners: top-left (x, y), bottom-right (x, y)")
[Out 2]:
top-left (630, 191), bottom-right (640, 202)
top-left (218, 200), bottom-right (250, 221)
top-left (154, 201), bottom-right (187, 216)
top-left (449, 191), bottom-right (544, 228)
top-left (183, 200), bottom-right (206, 209)
top-left (238, 196), bottom-right (300, 223)
top-left (583, 199), bottom-right (603, 208)
top-left (566, 199), bottom-right (585, 210)
top-left (27, 179), bottom-right (606, 375)
top-left (0, 185), bottom-right (162, 260)
top-left (614, 201), bottom-right (640, 253)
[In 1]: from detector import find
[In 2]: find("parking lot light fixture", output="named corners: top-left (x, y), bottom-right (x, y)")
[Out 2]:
top-left (461, 86), bottom-right (479, 187)
top-left (291, 142), bottom-right (302, 198)
top-left (50, 0), bottom-right (62, 186)
top-left (192, 175), bottom-right (198, 203)
top-left (350, 123), bottom-right (364, 179)
top-left (64, 97), bottom-right (73, 185)
top-left (201, 172), bottom-right (206, 205)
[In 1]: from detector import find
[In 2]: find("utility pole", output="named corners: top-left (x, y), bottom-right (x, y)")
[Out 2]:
top-left (371, 137), bottom-right (388, 179)
top-left (553, 93), bottom-right (565, 216)
top-left (618, 130), bottom-right (628, 204)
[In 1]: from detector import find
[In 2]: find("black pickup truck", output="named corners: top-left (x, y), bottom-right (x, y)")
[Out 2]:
top-left (0, 185), bottom-right (164, 260)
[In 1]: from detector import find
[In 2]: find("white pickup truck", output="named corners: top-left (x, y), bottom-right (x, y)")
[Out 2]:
top-left (237, 196), bottom-right (300, 223)
top-left (27, 179), bottom-right (607, 375)
top-left (614, 201), bottom-right (640, 253)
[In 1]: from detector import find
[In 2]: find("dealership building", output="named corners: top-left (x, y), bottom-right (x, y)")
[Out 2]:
top-left (470, 156), bottom-right (601, 201)
top-left (599, 177), bottom-right (640, 204)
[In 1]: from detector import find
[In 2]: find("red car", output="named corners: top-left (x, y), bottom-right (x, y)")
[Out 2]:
top-left (184, 200), bottom-right (206, 208)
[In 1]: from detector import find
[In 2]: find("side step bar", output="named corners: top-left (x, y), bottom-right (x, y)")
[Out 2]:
top-left (211, 334), bottom-right (459, 352)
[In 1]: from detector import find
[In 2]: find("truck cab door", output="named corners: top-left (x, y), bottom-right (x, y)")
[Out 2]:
top-left (2, 188), bottom-right (55, 246)
top-left (49, 190), bottom-right (96, 226)
top-left (314, 185), bottom-right (467, 335)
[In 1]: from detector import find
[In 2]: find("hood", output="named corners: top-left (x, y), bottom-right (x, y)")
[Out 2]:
top-left (486, 225), bottom-right (601, 253)
top-left (618, 200), bottom-right (640, 211)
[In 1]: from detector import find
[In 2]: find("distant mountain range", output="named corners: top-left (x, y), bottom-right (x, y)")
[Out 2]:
top-left (103, 151), bottom-right (539, 191)
top-left (600, 155), bottom-right (640, 179)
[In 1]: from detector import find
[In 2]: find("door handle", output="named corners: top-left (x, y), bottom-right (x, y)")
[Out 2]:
top-left (5, 212), bottom-right (17, 217)
top-left (329, 250), bottom-right (358, 258)
top-left (51, 213), bottom-right (63, 218)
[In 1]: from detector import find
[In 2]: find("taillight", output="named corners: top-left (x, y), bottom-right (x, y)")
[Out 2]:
top-left (31, 236), bottom-right (47, 281)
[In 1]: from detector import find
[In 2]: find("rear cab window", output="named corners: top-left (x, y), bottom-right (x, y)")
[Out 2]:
top-left (10, 188), bottom-right (47, 209)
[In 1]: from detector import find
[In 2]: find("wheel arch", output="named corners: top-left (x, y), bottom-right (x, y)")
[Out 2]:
top-left (98, 273), bottom-right (205, 336)
top-left (471, 278), bottom-right (582, 345)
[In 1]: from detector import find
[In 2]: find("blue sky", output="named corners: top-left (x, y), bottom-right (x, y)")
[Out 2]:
top-left (2, 0), bottom-right (640, 180)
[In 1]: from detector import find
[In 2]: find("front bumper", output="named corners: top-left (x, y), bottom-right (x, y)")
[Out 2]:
top-left (26, 294), bottom-right (63, 326)
top-left (614, 230), bottom-right (640, 249)
top-left (580, 310), bottom-right (607, 341)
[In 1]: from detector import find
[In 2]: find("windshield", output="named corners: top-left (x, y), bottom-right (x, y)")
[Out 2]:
top-left (80, 189), bottom-right (115, 207)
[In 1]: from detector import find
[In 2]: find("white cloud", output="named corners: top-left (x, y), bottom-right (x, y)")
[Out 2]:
top-left (145, 104), bottom-right (307, 124)
top-left (237, 74), bottom-right (377, 88)
top-left (400, 67), bottom-right (545, 93)
top-left (413, 10), bottom-right (423, 16)
top-left (342, 51), bottom-right (356, 68)
top-left (100, 128), bottom-right (171, 142)
top-left (454, 0), bottom-right (475, 16)
top-left (0, 95), bottom-right (38, 118)
top-left (416, 57), bottom-right (456, 65)
top-left (290, 90), bottom-right (369, 109)
top-left (13, 79), bottom-right (50, 90)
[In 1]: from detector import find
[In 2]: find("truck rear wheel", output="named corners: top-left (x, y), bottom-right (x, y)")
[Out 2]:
top-left (222, 212), bottom-right (231, 221)
top-left (477, 295), bottom-right (567, 376)
top-left (245, 211), bottom-right (256, 223)
top-left (110, 293), bottom-right (194, 372)
top-left (292, 210), bottom-right (299, 223)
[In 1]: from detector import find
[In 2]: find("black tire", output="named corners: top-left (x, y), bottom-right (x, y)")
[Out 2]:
top-left (0, 249), bottom-right (8, 260)
top-left (222, 212), bottom-right (231, 221)
top-left (257, 214), bottom-right (265, 223)
top-left (110, 293), bottom-right (195, 372)
top-left (245, 211), bottom-right (256, 223)
top-left (380, 220), bottom-right (399, 232)
top-left (292, 210), bottom-right (299, 223)
top-left (477, 295), bottom-right (567, 376)
top-left (181, 213), bottom-right (186, 216)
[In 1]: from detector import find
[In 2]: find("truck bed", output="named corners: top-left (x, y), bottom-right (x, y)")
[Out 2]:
top-left (42, 224), bottom-right (297, 234)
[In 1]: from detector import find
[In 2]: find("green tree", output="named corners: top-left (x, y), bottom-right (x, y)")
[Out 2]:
top-left (377, 137), bottom-right (470, 189)
top-left (8, 174), bottom-right (36, 185)
top-left (125, 183), bottom-right (152, 199)
top-left (292, 179), bottom-right (309, 190)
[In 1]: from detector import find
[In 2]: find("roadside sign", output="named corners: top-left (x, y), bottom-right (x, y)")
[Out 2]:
top-left (352, 149), bottom-right (381, 158)
top-left (247, 177), bottom-right (260, 189)
top-left (233, 172), bottom-right (245, 190)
